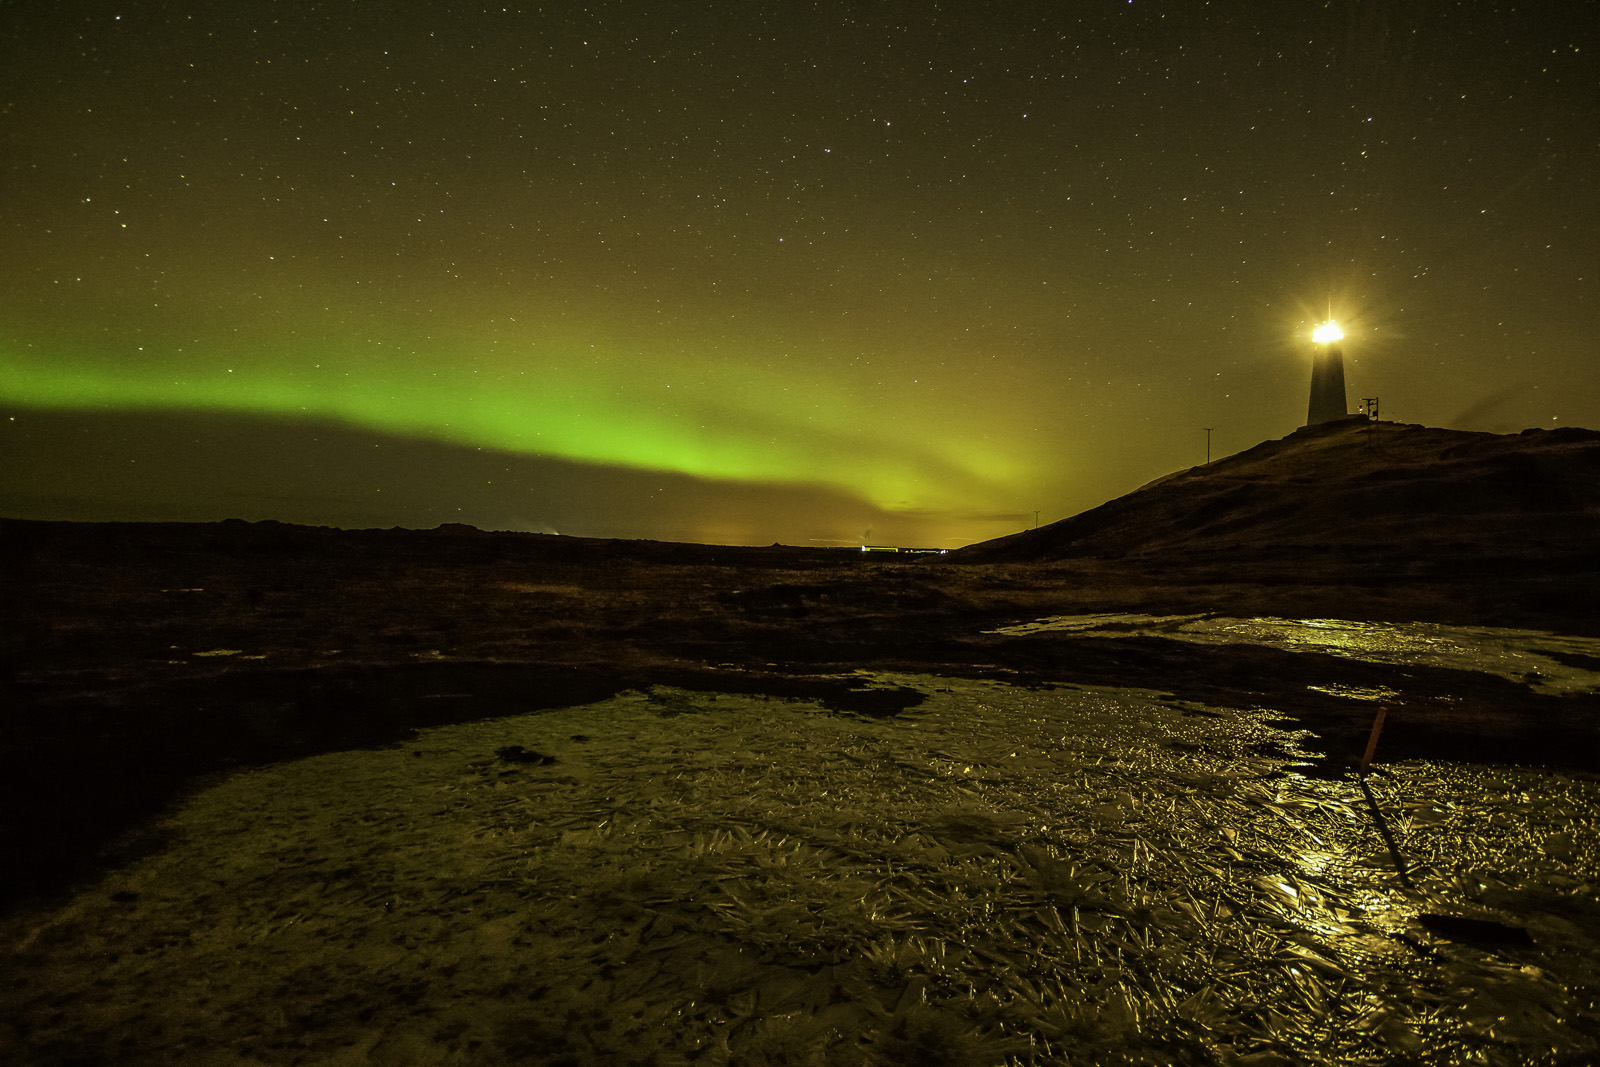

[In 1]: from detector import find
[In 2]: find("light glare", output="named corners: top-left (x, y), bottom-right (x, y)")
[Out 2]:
top-left (1312, 321), bottom-right (1344, 344)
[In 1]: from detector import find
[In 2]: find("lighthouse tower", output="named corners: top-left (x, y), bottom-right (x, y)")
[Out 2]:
top-left (1306, 321), bottom-right (1349, 426)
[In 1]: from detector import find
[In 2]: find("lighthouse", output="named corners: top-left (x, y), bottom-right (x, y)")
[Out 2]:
top-left (1306, 320), bottom-right (1349, 426)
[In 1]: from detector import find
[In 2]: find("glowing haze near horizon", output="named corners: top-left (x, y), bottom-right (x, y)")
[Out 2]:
top-left (2, 2), bottom-right (1595, 546)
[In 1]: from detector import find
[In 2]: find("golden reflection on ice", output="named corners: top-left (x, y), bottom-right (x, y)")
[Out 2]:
top-left (989, 614), bottom-right (1600, 694)
top-left (1306, 683), bottom-right (1399, 702)
top-left (3, 676), bottom-right (1596, 1065)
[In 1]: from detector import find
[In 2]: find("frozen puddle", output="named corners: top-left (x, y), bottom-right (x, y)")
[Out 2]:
top-left (987, 615), bottom-right (1600, 694)
top-left (3, 677), bottom-right (1597, 1065)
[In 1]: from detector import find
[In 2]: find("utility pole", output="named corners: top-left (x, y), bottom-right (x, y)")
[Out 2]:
top-left (1204, 428), bottom-right (1213, 464)
top-left (1033, 510), bottom-right (1040, 530)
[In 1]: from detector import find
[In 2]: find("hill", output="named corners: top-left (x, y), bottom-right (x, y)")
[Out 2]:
top-left (951, 420), bottom-right (1600, 567)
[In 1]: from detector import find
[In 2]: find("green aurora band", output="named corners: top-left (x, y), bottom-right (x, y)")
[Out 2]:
top-left (1, 345), bottom-right (1027, 513)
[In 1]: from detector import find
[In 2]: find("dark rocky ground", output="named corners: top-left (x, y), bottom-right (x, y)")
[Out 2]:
top-left (5, 502), bottom-right (1598, 915)
top-left (5, 419), bottom-right (1599, 914)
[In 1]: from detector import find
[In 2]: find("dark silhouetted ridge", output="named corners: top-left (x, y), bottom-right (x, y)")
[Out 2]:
top-left (951, 421), bottom-right (1600, 565)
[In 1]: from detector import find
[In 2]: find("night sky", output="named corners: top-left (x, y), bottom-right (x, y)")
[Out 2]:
top-left (3, 2), bottom-right (1595, 547)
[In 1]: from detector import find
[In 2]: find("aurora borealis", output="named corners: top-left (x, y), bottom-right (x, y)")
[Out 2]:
top-left (3, 2), bottom-right (1595, 546)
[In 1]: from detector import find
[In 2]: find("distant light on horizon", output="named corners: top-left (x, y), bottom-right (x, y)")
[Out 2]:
top-left (1312, 322), bottom-right (1345, 344)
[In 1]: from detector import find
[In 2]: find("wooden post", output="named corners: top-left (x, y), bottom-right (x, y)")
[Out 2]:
top-left (1359, 706), bottom-right (1387, 776)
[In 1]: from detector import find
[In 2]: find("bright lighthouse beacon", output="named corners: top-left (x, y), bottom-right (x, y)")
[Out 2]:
top-left (1306, 319), bottom-right (1349, 426)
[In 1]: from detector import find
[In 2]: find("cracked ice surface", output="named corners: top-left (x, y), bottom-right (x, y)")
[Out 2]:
top-left (4, 677), bottom-right (1596, 1065)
